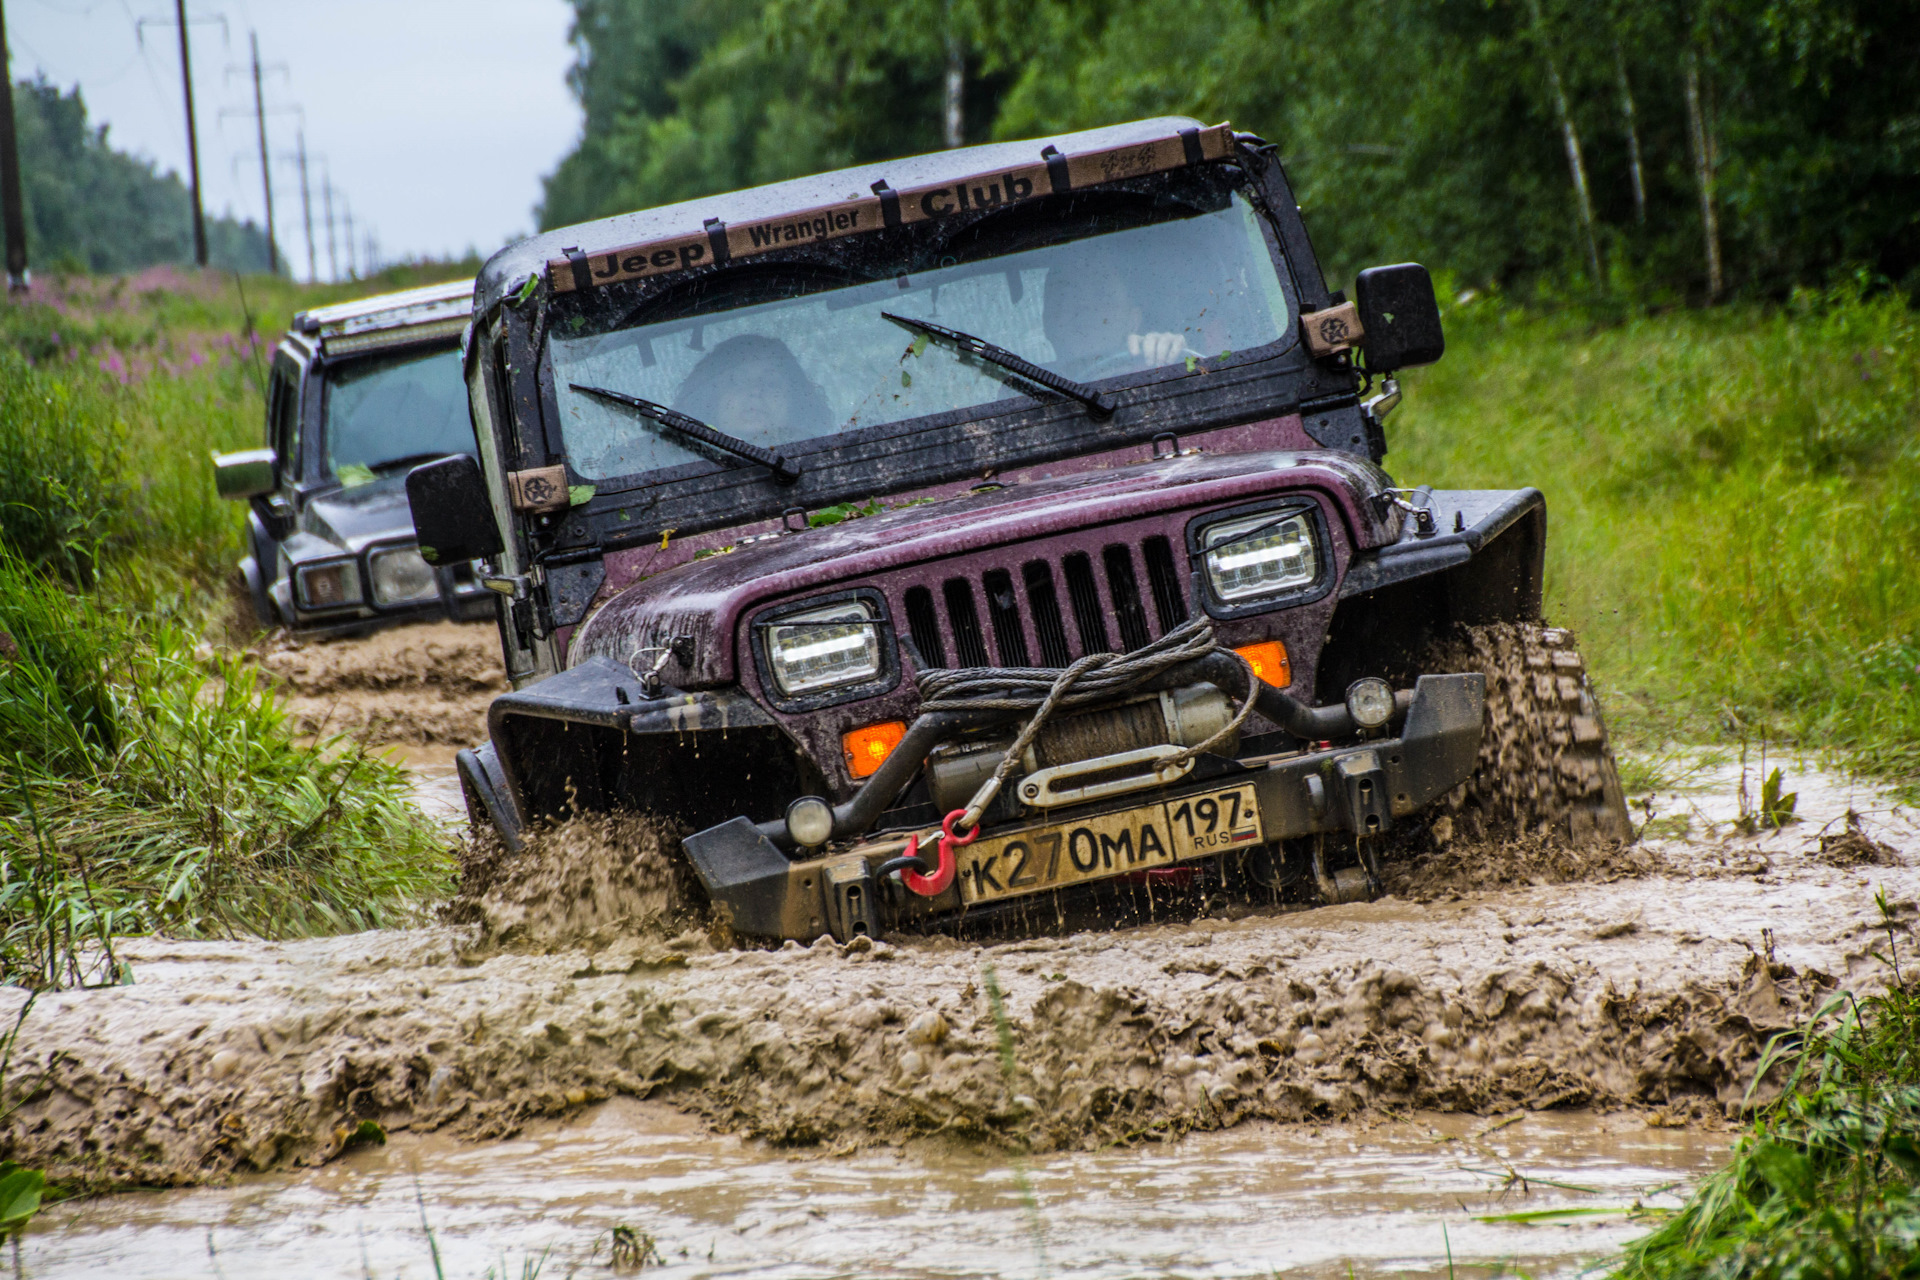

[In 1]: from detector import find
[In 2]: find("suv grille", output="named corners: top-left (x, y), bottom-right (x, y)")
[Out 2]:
top-left (899, 534), bottom-right (1190, 670)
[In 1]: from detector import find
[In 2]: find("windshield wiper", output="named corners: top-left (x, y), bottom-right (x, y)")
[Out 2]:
top-left (370, 450), bottom-right (461, 475)
top-left (882, 313), bottom-right (1112, 420)
top-left (569, 383), bottom-right (802, 484)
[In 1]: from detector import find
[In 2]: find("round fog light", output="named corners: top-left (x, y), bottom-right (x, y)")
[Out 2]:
top-left (785, 796), bottom-right (835, 847)
top-left (1345, 677), bottom-right (1396, 729)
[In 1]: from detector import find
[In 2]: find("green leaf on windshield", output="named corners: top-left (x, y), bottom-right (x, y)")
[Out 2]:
top-left (901, 370), bottom-right (912, 388)
top-left (910, 332), bottom-right (930, 359)
top-left (337, 464), bottom-right (375, 489)
top-left (569, 484), bottom-right (597, 506)
top-left (514, 274), bottom-right (539, 305)
top-left (809, 499), bottom-right (884, 527)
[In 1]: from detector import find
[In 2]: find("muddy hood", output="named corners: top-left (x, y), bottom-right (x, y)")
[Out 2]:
top-left (298, 475), bottom-right (417, 553)
top-left (569, 448), bottom-right (1393, 687)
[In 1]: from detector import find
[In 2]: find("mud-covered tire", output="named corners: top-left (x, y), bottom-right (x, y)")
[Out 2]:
top-left (1434, 623), bottom-right (1632, 846)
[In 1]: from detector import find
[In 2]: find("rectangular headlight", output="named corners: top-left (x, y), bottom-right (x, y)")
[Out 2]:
top-left (1202, 510), bottom-right (1318, 602)
top-left (765, 601), bottom-right (881, 696)
top-left (369, 546), bottom-right (440, 606)
top-left (294, 558), bottom-right (363, 610)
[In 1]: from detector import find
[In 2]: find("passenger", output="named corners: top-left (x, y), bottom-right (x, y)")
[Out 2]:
top-left (1042, 241), bottom-right (1195, 380)
top-left (674, 334), bottom-right (832, 443)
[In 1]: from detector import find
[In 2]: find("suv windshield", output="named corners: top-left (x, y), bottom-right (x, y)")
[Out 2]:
top-left (550, 184), bottom-right (1291, 483)
top-left (324, 346), bottom-right (472, 481)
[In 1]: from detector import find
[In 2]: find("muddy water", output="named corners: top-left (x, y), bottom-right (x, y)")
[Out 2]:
top-left (259, 620), bottom-right (503, 749)
top-left (29, 1101), bottom-right (1720, 1279)
top-left (6, 737), bottom-right (1915, 1275)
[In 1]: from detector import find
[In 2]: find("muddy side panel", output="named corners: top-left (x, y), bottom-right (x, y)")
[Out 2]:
top-left (1315, 489), bottom-right (1544, 700)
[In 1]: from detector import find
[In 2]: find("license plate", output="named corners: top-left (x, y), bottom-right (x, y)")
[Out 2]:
top-left (955, 784), bottom-right (1261, 905)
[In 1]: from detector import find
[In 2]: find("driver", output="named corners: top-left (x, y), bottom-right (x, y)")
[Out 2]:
top-left (1041, 241), bottom-right (1194, 380)
top-left (673, 334), bottom-right (832, 444)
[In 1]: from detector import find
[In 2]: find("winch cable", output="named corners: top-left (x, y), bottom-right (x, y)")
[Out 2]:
top-left (884, 618), bottom-right (1261, 894)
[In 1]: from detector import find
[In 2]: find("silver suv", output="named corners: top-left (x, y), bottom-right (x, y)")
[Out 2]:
top-left (215, 279), bottom-right (494, 634)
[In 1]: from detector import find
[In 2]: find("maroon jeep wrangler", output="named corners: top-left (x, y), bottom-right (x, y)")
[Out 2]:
top-left (409, 117), bottom-right (1630, 943)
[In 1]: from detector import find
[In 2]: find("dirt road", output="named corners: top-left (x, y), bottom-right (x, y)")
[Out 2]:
top-left (2, 748), bottom-right (1911, 1191)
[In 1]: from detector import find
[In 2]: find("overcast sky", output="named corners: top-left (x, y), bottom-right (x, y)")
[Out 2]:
top-left (6, 0), bottom-right (582, 277)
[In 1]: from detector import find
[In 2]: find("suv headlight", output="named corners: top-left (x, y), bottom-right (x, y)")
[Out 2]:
top-left (294, 558), bottom-right (363, 609)
top-left (764, 600), bottom-right (882, 696)
top-left (369, 546), bottom-right (439, 606)
top-left (1200, 509), bottom-right (1319, 602)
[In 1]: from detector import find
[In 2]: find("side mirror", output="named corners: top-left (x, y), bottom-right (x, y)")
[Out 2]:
top-left (213, 448), bottom-right (277, 500)
top-left (407, 454), bottom-right (504, 566)
top-left (1355, 263), bottom-right (1445, 372)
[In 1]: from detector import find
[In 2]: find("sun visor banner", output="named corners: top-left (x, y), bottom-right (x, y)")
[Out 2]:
top-left (548, 124), bottom-right (1236, 295)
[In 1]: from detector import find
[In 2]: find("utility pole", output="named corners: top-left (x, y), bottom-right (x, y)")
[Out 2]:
top-left (291, 130), bottom-right (315, 281)
top-left (0, 0), bottom-right (32, 291)
top-left (322, 173), bottom-right (337, 282)
top-left (136, 6), bottom-right (222, 267)
top-left (342, 199), bottom-right (355, 279)
top-left (175, 0), bottom-right (208, 266)
top-left (248, 32), bottom-right (275, 273)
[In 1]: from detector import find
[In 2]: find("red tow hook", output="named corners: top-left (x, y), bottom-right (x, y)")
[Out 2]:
top-left (904, 809), bottom-right (974, 897)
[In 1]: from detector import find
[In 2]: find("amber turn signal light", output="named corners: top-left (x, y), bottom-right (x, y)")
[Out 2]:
top-left (1235, 640), bottom-right (1291, 688)
top-left (843, 721), bottom-right (907, 778)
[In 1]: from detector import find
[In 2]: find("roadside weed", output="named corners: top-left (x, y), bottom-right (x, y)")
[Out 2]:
top-left (1614, 908), bottom-right (1920, 1280)
top-left (0, 551), bottom-right (452, 978)
top-left (1397, 289), bottom-right (1920, 789)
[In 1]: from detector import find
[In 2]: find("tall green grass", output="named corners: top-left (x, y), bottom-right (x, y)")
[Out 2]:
top-left (1, 264), bottom-right (474, 598)
top-left (1396, 286), bottom-right (1920, 782)
top-left (0, 551), bottom-right (452, 981)
top-left (1616, 910), bottom-right (1920, 1279)
top-left (0, 269), bottom-right (470, 981)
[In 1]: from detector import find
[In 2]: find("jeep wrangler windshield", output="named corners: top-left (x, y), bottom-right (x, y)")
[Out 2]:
top-left (549, 170), bottom-right (1290, 484)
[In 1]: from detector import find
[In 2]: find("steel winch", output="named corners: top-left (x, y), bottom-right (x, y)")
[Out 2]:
top-left (924, 682), bottom-right (1237, 816)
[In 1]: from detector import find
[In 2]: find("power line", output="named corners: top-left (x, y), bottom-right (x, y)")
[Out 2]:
top-left (321, 163), bottom-right (336, 281)
top-left (221, 29), bottom-right (289, 274)
top-left (291, 129), bottom-right (313, 281)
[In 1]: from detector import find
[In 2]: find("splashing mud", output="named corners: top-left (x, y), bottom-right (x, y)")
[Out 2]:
top-left (1385, 830), bottom-right (1668, 900)
top-left (1, 759), bottom-right (1913, 1193)
top-left (446, 814), bottom-right (700, 950)
top-left (256, 620), bottom-right (505, 746)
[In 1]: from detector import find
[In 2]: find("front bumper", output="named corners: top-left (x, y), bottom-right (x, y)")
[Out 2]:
top-left (263, 555), bottom-right (494, 636)
top-left (682, 672), bottom-right (1484, 942)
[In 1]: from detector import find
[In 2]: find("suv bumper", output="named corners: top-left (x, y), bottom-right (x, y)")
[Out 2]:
top-left (683, 672), bottom-right (1484, 942)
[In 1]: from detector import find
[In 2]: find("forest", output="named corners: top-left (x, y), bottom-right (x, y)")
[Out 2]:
top-left (8, 77), bottom-right (271, 275)
top-left (538, 0), bottom-right (1917, 303)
